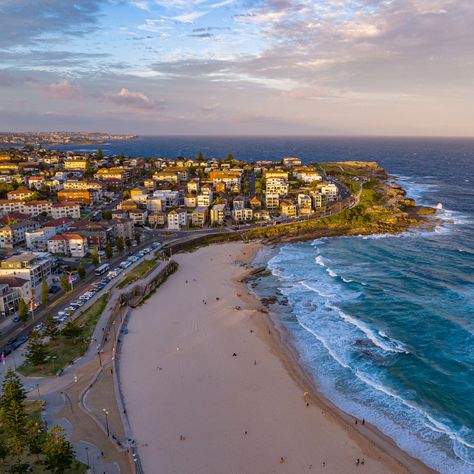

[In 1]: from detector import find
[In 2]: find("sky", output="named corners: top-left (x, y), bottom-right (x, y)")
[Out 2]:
top-left (0, 0), bottom-right (473, 136)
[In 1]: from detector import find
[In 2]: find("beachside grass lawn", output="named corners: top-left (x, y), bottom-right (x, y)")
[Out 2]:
top-left (0, 400), bottom-right (87, 473)
top-left (18, 294), bottom-right (109, 377)
top-left (117, 259), bottom-right (157, 289)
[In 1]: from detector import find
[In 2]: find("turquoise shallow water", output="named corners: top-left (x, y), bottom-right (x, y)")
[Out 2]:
top-left (258, 176), bottom-right (473, 472)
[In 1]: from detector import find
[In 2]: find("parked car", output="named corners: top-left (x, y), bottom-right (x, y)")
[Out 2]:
top-left (12, 336), bottom-right (28, 350)
top-left (49, 285), bottom-right (60, 294)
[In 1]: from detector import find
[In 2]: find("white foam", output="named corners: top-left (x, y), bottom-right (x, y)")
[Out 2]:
top-left (326, 302), bottom-right (409, 354)
top-left (315, 255), bottom-right (326, 267)
top-left (299, 281), bottom-right (334, 298)
top-left (297, 320), bottom-right (349, 369)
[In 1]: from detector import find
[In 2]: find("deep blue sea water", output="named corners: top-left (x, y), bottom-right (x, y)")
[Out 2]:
top-left (57, 136), bottom-right (474, 472)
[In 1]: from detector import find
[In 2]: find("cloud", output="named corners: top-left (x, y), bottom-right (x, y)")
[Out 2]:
top-left (39, 80), bottom-right (81, 99)
top-left (104, 88), bottom-right (163, 110)
top-left (0, 0), bottom-right (108, 48)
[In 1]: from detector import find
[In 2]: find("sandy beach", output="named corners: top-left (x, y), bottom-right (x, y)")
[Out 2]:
top-left (119, 242), bottom-right (431, 474)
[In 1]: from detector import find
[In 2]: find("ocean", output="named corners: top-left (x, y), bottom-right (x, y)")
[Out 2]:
top-left (57, 136), bottom-right (474, 473)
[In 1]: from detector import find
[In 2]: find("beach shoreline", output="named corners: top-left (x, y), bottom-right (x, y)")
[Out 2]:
top-left (242, 245), bottom-right (435, 474)
top-left (119, 241), bottom-right (434, 474)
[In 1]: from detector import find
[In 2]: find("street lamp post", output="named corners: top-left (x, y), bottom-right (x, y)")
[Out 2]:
top-left (36, 383), bottom-right (40, 398)
top-left (103, 409), bottom-right (110, 437)
top-left (85, 446), bottom-right (90, 467)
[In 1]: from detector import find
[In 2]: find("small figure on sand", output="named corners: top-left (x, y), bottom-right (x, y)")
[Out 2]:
top-left (303, 391), bottom-right (309, 404)
top-left (280, 457), bottom-right (285, 464)
top-left (233, 353), bottom-right (237, 357)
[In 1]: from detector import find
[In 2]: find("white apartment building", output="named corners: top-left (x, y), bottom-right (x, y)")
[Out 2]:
top-left (197, 189), bottom-right (213, 207)
top-left (319, 183), bottom-right (338, 201)
top-left (167, 209), bottom-right (188, 230)
top-left (266, 178), bottom-right (289, 195)
top-left (25, 227), bottom-right (58, 251)
top-left (232, 208), bottom-right (253, 222)
top-left (47, 234), bottom-right (88, 258)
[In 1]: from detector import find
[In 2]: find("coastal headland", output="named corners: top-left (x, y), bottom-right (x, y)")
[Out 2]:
top-left (119, 242), bottom-right (434, 474)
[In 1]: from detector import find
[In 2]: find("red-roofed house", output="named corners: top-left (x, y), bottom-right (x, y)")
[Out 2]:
top-left (47, 233), bottom-right (88, 258)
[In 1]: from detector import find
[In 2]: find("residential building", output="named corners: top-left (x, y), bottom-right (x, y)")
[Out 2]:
top-left (232, 208), bottom-right (253, 222)
top-left (311, 192), bottom-right (327, 208)
top-left (233, 196), bottom-right (245, 210)
top-left (265, 193), bottom-right (280, 209)
top-left (112, 218), bottom-right (134, 241)
top-left (152, 190), bottom-right (180, 209)
top-left (28, 175), bottom-right (45, 189)
top-left (319, 183), bottom-right (338, 201)
top-left (50, 203), bottom-right (81, 219)
top-left (264, 170), bottom-right (288, 180)
top-left (282, 157), bottom-right (302, 167)
top-left (250, 196), bottom-right (262, 209)
top-left (266, 178), bottom-right (289, 195)
top-left (209, 171), bottom-right (242, 188)
top-left (0, 220), bottom-right (40, 248)
top-left (0, 252), bottom-right (53, 295)
top-left (153, 171), bottom-right (179, 184)
top-left (69, 221), bottom-right (112, 249)
top-left (167, 209), bottom-right (188, 230)
top-left (197, 189), bottom-right (213, 207)
top-left (184, 194), bottom-right (197, 208)
top-left (191, 206), bottom-right (209, 227)
top-left (129, 209), bottom-right (148, 226)
top-left (298, 194), bottom-right (313, 215)
top-left (187, 179), bottom-right (200, 193)
top-left (57, 190), bottom-right (92, 205)
top-left (7, 189), bottom-right (36, 201)
top-left (64, 159), bottom-right (88, 171)
top-left (25, 227), bottom-right (58, 251)
top-left (148, 212), bottom-right (166, 227)
top-left (210, 203), bottom-right (226, 225)
top-left (254, 209), bottom-right (271, 221)
top-left (47, 234), bottom-right (88, 258)
top-left (281, 200), bottom-right (298, 218)
top-left (293, 168), bottom-right (322, 183)
top-left (0, 278), bottom-right (33, 317)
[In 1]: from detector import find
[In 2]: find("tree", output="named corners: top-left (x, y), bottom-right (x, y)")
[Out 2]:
top-left (43, 426), bottom-right (75, 474)
top-left (17, 298), bottom-right (28, 323)
top-left (102, 209), bottom-right (112, 220)
top-left (125, 238), bottom-right (132, 250)
top-left (78, 261), bottom-right (86, 280)
top-left (123, 189), bottom-right (131, 199)
top-left (60, 274), bottom-right (69, 293)
top-left (105, 243), bottom-right (113, 259)
top-left (116, 236), bottom-right (124, 253)
top-left (134, 232), bottom-right (141, 245)
top-left (197, 151), bottom-right (204, 162)
top-left (118, 152), bottom-right (125, 165)
top-left (97, 148), bottom-right (103, 160)
top-left (226, 153), bottom-right (234, 162)
top-left (84, 157), bottom-right (93, 177)
top-left (44, 313), bottom-right (59, 339)
top-left (26, 419), bottom-right (46, 463)
top-left (0, 369), bottom-right (27, 458)
top-left (91, 247), bottom-right (100, 266)
top-left (61, 321), bottom-right (82, 340)
top-left (25, 330), bottom-right (47, 366)
top-left (41, 278), bottom-right (49, 305)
